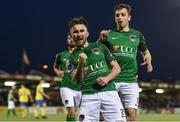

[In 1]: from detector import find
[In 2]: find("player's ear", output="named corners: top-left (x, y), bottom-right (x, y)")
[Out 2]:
top-left (128, 15), bottom-right (131, 21)
top-left (87, 31), bottom-right (89, 38)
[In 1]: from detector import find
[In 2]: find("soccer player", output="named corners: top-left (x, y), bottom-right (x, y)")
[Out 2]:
top-left (53, 33), bottom-right (81, 121)
top-left (7, 85), bottom-right (17, 118)
top-left (18, 84), bottom-right (33, 118)
top-left (34, 80), bottom-right (50, 119)
top-left (68, 16), bottom-right (126, 122)
top-left (97, 3), bottom-right (153, 121)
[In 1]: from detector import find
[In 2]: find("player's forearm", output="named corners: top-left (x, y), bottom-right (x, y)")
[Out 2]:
top-left (96, 35), bottom-right (107, 43)
top-left (142, 49), bottom-right (152, 61)
top-left (105, 62), bottom-right (120, 82)
top-left (74, 63), bottom-right (84, 84)
top-left (53, 64), bottom-right (60, 73)
top-left (41, 91), bottom-right (49, 99)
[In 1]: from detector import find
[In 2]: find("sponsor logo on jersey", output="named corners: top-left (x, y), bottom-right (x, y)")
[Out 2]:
top-left (112, 37), bottom-right (119, 40)
top-left (89, 61), bottom-right (105, 71)
top-left (129, 35), bottom-right (136, 42)
top-left (112, 45), bottom-right (119, 52)
top-left (120, 45), bottom-right (136, 53)
top-left (67, 63), bottom-right (74, 73)
top-left (92, 48), bottom-right (100, 55)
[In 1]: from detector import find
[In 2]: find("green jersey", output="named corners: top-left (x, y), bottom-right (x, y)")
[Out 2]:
top-left (70, 43), bottom-right (116, 95)
top-left (8, 89), bottom-right (15, 101)
top-left (102, 28), bottom-right (148, 83)
top-left (54, 51), bottom-right (80, 91)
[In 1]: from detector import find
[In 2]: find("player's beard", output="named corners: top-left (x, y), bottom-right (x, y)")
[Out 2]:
top-left (68, 43), bottom-right (76, 48)
top-left (75, 37), bottom-right (86, 48)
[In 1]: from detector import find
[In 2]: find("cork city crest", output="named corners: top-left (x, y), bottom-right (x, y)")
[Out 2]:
top-left (129, 35), bottom-right (136, 42)
top-left (92, 48), bottom-right (100, 55)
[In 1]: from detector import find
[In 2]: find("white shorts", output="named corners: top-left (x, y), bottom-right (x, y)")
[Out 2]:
top-left (78, 91), bottom-right (126, 122)
top-left (115, 82), bottom-right (139, 109)
top-left (8, 101), bottom-right (15, 109)
top-left (60, 87), bottom-right (81, 107)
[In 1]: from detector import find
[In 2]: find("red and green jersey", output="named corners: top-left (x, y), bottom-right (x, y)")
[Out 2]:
top-left (102, 28), bottom-right (148, 83)
top-left (70, 43), bottom-right (116, 94)
top-left (54, 51), bottom-right (80, 91)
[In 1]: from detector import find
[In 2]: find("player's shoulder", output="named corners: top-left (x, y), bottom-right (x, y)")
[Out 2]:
top-left (18, 88), bottom-right (22, 91)
top-left (89, 42), bottom-right (103, 47)
top-left (57, 50), bottom-right (69, 56)
top-left (130, 28), bottom-right (143, 35)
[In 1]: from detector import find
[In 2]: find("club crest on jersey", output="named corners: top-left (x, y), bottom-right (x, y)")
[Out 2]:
top-left (129, 35), bottom-right (136, 42)
top-left (92, 48), bottom-right (100, 55)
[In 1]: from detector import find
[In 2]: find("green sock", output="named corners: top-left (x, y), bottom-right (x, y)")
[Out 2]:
top-left (7, 110), bottom-right (11, 118)
top-left (67, 115), bottom-right (76, 121)
top-left (12, 109), bottom-right (17, 116)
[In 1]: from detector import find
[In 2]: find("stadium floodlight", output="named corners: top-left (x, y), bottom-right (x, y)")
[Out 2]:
top-left (139, 88), bottom-right (142, 92)
top-left (155, 89), bottom-right (164, 94)
top-left (42, 83), bottom-right (50, 88)
top-left (4, 81), bottom-right (16, 86)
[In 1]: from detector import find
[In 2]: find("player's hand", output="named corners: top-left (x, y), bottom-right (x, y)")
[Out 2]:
top-left (30, 99), bottom-right (34, 103)
top-left (47, 96), bottom-right (50, 100)
top-left (97, 77), bottom-right (109, 86)
top-left (97, 30), bottom-right (111, 43)
top-left (147, 63), bottom-right (153, 73)
top-left (100, 30), bottom-right (111, 37)
top-left (78, 53), bottom-right (87, 64)
top-left (141, 57), bottom-right (153, 73)
top-left (55, 70), bottom-right (64, 77)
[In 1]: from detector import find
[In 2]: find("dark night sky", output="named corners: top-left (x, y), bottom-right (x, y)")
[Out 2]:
top-left (0, 0), bottom-right (180, 81)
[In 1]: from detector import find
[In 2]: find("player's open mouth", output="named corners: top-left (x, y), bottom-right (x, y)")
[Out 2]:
top-left (76, 37), bottom-right (84, 42)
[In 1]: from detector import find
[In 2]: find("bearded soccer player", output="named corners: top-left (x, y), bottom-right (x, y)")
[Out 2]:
top-left (68, 16), bottom-right (126, 122)
top-left (53, 33), bottom-right (81, 121)
top-left (97, 3), bottom-right (153, 121)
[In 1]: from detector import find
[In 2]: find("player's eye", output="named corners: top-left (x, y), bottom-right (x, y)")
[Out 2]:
top-left (73, 30), bottom-right (78, 34)
top-left (121, 13), bottom-right (126, 17)
top-left (80, 29), bottom-right (85, 33)
top-left (116, 13), bottom-right (120, 17)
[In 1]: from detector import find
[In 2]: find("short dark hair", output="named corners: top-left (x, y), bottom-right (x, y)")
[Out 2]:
top-left (114, 3), bottom-right (131, 15)
top-left (68, 16), bottom-right (88, 29)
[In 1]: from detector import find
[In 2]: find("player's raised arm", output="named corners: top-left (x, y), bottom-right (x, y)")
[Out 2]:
top-left (53, 54), bottom-right (64, 78)
top-left (96, 30), bottom-right (111, 43)
top-left (71, 53), bottom-right (87, 84)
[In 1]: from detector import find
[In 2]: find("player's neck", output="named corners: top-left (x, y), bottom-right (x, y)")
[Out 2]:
top-left (68, 47), bottom-right (75, 53)
top-left (117, 25), bottom-right (129, 32)
top-left (77, 41), bottom-right (89, 49)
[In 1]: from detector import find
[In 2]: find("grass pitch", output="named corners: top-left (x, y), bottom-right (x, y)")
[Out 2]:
top-left (0, 108), bottom-right (180, 121)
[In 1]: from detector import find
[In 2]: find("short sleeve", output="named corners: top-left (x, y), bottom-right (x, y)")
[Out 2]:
top-left (138, 32), bottom-right (148, 52)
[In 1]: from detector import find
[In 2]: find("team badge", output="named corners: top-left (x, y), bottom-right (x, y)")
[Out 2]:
top-left (92, 48), bottom-right (100, 55)
top-left (79, 114), bottom-right (85, 121)
top-left (65, 100), bottom-right (68, 105)
top-left (129, 35), bottom-right (136, 42)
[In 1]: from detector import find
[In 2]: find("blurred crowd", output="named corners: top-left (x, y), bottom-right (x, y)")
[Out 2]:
top-left (1, 88), bottom-right (180, 114)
